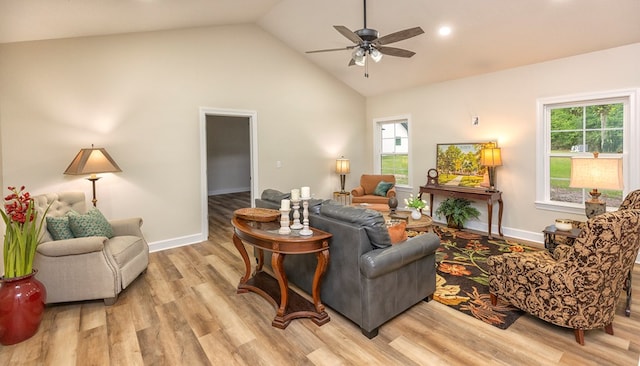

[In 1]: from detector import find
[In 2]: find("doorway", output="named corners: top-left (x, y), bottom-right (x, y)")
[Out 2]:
top-left (199, 107), bottom-right (258, 240)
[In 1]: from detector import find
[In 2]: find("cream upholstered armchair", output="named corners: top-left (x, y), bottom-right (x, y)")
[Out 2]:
top-left (487, 209), bottom-right (640, 345)
top-left (351, 174), bottom-right (396, 205)
top-left (33, 192), bottom-right (149, 305)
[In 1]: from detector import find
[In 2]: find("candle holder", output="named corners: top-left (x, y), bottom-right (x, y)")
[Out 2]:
top-left (279, 208), bottom-right (291, 235)
top-left (299, 197), bottom-right (313, 236)
top-left (290, 199), bottom-right (303, 230)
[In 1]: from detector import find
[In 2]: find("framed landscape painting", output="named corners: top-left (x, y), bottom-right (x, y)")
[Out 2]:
top-left (436, 142), bottom-right (495, 188)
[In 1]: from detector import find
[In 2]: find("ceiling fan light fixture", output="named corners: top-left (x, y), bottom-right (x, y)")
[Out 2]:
top-left (370, 48), bottom-right (383, 62)
top-left (352, 48), bottom-right (366, 66)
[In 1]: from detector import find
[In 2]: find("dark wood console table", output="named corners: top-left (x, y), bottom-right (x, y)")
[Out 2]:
top-left (419, 185), bottom-right (503, 239)
top-left (231, 216), bottom-right (332, 329)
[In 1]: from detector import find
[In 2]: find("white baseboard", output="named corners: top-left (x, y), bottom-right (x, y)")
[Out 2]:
top-left (148, 233), bottom-right (207, 253)
top-left (208, 187), bottom-right (250, 196)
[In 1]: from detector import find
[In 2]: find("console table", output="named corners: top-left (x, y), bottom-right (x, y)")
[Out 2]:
top-left (231, 216), bottom-right (332, 329)
top-left (419, 185), bottom-right (503, 239)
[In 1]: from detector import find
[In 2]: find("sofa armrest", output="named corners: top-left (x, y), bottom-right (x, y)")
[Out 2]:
top-left (359, 232), bottom-right (440, 279)
top-left (351, 186), bottom-right (365, 197)
top-left (37, 237), bottom-right (107, 257)
top-left (110, 217), bottom-right (144, 237)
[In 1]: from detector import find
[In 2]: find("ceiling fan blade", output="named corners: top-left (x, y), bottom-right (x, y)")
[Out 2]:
top-left (377, 46), bottom-right (416, 58)
top-left (375, 27), bottom-right (424, 45)
top-left (306, 46), bottom-right (355, 54)
top-left (334, 25), bottom-right (363, 44)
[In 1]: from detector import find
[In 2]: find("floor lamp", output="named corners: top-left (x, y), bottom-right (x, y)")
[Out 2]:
top-left (64, 145), bottom-right (122, 207)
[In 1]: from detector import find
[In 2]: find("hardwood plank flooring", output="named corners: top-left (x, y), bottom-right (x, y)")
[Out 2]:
top-left (1, 191), bottom-right (639, 365)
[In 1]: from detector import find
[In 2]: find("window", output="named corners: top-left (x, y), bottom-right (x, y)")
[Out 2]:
top-left (536, 89), bottom-right (639, 213)
top-left (374, 117), bottom-right (410, 185)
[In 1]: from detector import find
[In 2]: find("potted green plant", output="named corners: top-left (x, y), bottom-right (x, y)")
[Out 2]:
top-left (0, 186), bottom-right (49, 345)
top-left (435, 197), bottom-right (480, 229)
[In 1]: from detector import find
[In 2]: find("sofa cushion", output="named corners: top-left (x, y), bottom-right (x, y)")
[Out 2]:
top-left (106, 235), bottom-right (146, 267)
top-left (69, 208), bottom-right (114, 239)
top-left (261, 189), bottom-right (290, 203)
top-left (373, 181), bottom-right (394, 196)
top-left (46, 215), bottom-right (75, 240)
top-left (320, 203), bottom-right (391, 249)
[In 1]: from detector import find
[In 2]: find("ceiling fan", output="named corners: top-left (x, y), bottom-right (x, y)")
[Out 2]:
top-left (306, 0), bottom-right (424, 77)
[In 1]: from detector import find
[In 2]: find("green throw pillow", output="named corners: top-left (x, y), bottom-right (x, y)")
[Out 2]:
top-left (69, 208), bottom-right (114, 238)
top-left (373, 181), bottom-right (394, 197)
top-left (46, 215), bottom-right (75, 240)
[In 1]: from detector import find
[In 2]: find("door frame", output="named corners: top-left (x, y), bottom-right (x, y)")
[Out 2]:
top-left (199, 107), bottom-right (258, 239)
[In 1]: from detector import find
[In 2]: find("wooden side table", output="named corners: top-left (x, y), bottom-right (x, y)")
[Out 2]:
top-left (333, 191), bottom-right (351, 205)
top-left (231, 216), bottom-right (332, 328)
top-left (543, 224), bottom-right (633, 317)
top-left (542, 225), bottom-right (582, 252)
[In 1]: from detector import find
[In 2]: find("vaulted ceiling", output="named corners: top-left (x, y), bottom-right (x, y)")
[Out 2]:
top-left (2, 0), bottom-right (639, 96)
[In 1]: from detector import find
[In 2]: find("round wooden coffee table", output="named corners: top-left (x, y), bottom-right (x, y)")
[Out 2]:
top-left (384, 211), bottom-right (433, 231)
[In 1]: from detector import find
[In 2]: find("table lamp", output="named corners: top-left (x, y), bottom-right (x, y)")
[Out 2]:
top-left (64, 145), bottom-right (122, 207)
top-left (569, 152), bottom-right (623, 218)
top-left (480, 147), bottom-right (502, 192)
top-left (335, 156), bottom-right (350, 193)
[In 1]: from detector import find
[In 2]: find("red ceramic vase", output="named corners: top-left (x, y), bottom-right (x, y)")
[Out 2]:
top-left (0, 270), bottom-right (47, 345)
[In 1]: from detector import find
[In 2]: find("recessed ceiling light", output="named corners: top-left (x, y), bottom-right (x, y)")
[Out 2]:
top-left (438, 26), bottom-right (452, 37)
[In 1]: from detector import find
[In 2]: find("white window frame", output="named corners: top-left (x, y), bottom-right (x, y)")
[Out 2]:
top-left (535, 89), bottom-right (640, 214)
top-left (373, 115), bottom-right (412, 188)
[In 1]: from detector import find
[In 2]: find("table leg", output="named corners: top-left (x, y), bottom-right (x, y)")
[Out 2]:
top-left (487, 199), bottom-right (494, 239)
top-left (312, 248), bottom-right (329, 309)
top-left (625, 271), bottom-right (632, 317)
top-left (497, 198), bottom-right (504, 237)
top-left (232, 233), bottom-right (252, 291)
top-left (270, 252), bottom-right (290, 328)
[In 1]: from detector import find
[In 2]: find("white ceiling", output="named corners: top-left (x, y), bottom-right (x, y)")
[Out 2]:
top-left (2, 0), bottom-right (640, 96)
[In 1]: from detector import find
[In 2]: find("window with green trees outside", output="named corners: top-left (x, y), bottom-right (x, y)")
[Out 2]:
top-left (549, 102), bottom-right (623, 207)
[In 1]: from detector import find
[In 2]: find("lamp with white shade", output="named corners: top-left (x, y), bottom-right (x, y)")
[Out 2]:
top-left (569, 152), bottom-right (623, 218)
top-left (335, 156), bottom-right (350, 193)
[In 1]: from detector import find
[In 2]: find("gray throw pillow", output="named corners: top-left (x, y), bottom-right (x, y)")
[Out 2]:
top-left (320, 203), bottom-right (391, 249)
top-left (261, 189), bottom-right (290, 203)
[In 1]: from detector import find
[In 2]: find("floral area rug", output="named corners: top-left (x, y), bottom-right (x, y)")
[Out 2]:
top-left (409, 226), bottom-right (540, 329)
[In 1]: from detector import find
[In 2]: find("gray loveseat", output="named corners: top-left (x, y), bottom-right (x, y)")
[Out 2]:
top-left (256, 190), bottom-right (440, 338)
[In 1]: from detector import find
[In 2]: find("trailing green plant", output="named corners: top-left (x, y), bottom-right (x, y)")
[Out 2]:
top-left (435, 197), bottom-right (480, 229)
top-left (1, 186), bottom-right (49, 278)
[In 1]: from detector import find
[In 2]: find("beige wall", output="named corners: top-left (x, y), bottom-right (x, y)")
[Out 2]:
top-left (0, 24), bottom-right (366, 251)
top-left (367, 42), bottom-right (640, 243)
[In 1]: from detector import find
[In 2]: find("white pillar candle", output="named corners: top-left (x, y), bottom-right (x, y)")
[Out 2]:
top-left (281, 199), bottom-right (290, 210)
top-left (301, 186), bottom-right (310, 198)
top-left (291, 189), bottom-right (300, 201)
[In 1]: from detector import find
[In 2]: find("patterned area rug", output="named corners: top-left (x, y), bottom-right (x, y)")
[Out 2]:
top-left (410, 226), bottom-right (541, 329)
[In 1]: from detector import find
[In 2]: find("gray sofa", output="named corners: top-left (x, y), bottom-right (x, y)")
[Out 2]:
top-left (256, 191), bottom-right (440, 338)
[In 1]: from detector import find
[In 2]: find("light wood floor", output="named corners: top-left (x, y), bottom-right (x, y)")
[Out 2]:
top-left (1, 192), bottom-right (639, 365)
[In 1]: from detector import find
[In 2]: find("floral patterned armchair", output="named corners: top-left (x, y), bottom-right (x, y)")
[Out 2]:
top-left (487, 209), bottom-right (640, 345)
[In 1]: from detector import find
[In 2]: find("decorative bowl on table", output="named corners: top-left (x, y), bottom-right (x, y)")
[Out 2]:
top-left (555, 219), bottom-right (573, 231)
top-left (234, 208), bottom-right (280, 222)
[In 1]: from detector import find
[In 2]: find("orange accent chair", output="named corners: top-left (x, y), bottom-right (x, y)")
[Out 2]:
top-left (351, 174), bottom-right (396, 205)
